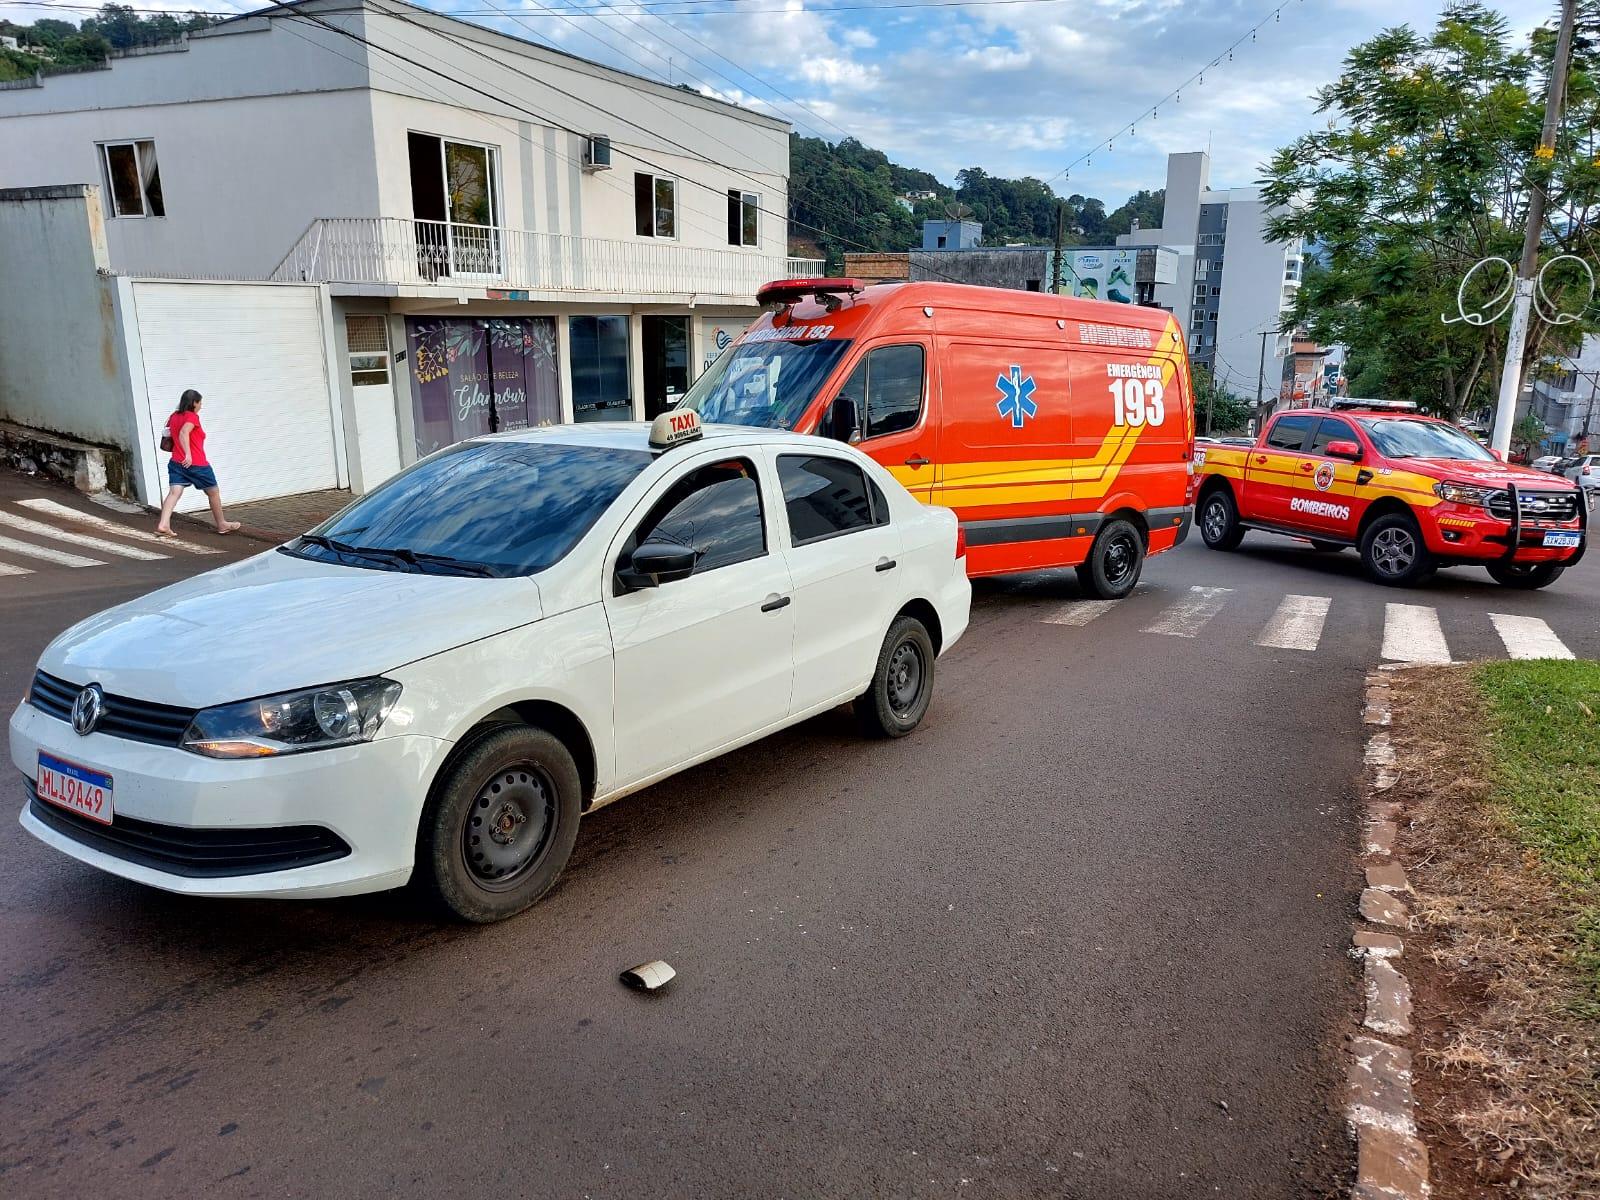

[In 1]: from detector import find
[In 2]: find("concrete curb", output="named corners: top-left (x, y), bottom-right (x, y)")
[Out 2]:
top-left (1347, 673), bottom-right (1430, 1198)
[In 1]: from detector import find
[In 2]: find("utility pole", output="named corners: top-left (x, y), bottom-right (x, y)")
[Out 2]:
top-left (1256, 328), bottom-right (1277, 416)
top-left (1050, 201), bottom-right (1065, 295)
top-left (1491, 0), bottom-right (1577, 457)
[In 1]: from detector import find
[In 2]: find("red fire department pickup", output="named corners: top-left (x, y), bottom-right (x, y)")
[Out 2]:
top-left (1194, 400), bottom-right (1588, 589)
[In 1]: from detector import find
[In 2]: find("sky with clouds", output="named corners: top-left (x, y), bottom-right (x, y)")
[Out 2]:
top-left (9, 0), bottom-right (1556, 204)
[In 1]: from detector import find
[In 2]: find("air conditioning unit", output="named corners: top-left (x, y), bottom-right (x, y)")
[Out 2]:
top-left (583, 136), bottom-right (612, 172)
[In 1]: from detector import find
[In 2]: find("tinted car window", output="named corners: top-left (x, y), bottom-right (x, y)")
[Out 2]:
top-left (864, 345), bottom-right (925, 439)
top-left (1266, 414), bottom-right (1313, 451)
top-left (634, 459), bottom-right (766, 575)
top-left (291, 440), bottom-right (651, 576)
top-left (1308, 417), bottom-right (1357, 455)
top-left (778, 455), bottom-right (875, 544)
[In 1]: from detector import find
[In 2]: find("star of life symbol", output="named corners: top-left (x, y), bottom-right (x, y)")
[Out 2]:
top-left (995, 365), bottom-right (1038, 428)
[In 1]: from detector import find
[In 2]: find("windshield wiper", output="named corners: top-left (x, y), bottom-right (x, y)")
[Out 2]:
top-left (350, 545), bottom-right (503, 578)
top-left (294, 533), bottom-right (375, 560)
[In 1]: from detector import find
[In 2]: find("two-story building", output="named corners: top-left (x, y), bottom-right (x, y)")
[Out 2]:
top-left (0, 0), bottom-right (817, 505)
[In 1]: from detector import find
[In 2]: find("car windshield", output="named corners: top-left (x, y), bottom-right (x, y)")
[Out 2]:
top-left (1358, 418), bottom-right (1494, 462)
top-left (676, 337), bottom-right (853, 429)
top-left (281, 440), bottom-right (651, 577)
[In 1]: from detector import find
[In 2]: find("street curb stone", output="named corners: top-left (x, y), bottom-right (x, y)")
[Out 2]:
top-left (1347, 671), bottom-right (1430, 1199)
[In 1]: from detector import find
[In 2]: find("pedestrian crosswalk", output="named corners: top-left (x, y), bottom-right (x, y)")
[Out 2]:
top-left (1033, 584), bottom-right (1584, 664)
top-left (0, 495), bottom-right (221, 579)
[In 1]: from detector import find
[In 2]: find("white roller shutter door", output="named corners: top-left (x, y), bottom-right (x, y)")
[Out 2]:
top-left (135, 282), bottom-right (339, 508)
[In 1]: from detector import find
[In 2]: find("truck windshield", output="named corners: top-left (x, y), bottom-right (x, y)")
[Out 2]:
top-left (677, 338), bottom-right (853, 429)
top-left (1358, 418), bottom-right (1494, 462)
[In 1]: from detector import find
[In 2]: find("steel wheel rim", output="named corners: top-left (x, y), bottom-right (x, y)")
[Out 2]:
top-left (1103, 529), bottom-right (1138, 587)
top-left (1202, 498), bottom-right (1227, 542)
top-left (463, 764), bottom-right (556, 891)
top-left (887, 639), bottom-right (924, 717)
top-left (1371, 527), bottom-right (1416, 576)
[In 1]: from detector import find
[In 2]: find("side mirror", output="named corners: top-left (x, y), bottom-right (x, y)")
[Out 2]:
top-left (824, 395), bottom-right (861, 444)
top-left (617, 541), bottom-right (698, 592)
top-left (1326, 439), bottom-right (1362, 461)
top-left (1489, 447), bottom-right (1506, 463)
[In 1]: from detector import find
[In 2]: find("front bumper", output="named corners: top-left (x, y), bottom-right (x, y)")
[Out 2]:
top-left (1421, 501), bottom-right (1585, 566)
top-left (10, 701), bottom-right (445, 899)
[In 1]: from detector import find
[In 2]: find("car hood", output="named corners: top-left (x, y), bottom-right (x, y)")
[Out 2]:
top-left (38, 550), bottom-right (543, 708)
top-left (1402, 458), bottom-right (1577, 489)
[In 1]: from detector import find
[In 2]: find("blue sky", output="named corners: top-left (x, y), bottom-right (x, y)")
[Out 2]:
top-left (9, 0), bottom-right (1554, 205)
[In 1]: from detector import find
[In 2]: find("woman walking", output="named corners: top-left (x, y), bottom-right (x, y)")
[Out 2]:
top-left (155, 390), bottom-right (240, 538)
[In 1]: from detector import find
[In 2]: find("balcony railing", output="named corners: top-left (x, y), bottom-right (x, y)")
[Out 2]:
top-left (270, 217), bottom-right (824, 299)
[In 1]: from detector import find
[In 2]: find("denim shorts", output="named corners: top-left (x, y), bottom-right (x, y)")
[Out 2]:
top-left (168, 461), bottom-right (219, 491)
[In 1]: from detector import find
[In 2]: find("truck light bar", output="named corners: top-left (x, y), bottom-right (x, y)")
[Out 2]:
top-left (1329, 397), bottom-right (1419, 412)
top-left (756, 278), bottom-right (867, 308)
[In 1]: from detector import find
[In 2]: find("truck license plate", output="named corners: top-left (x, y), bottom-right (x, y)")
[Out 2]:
top-left (1541, 531), bottom-right (1580, 549)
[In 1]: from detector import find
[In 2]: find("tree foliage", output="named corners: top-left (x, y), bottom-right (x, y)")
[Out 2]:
top-left (0, 5), bottom-right (215, 80)
top-left (789, 134), bottom-right (1163, 267)
top-left (1261, 1), bottom-right (1600, 420)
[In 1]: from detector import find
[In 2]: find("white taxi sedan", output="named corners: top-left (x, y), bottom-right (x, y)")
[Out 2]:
top-left (11, 414), bottom-right (970, 922)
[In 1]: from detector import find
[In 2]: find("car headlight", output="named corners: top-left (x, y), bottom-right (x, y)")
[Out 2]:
top-left (1433, 481), bottom-right (1500, 508)
top-left (181, 678), bottom-right (402, 758)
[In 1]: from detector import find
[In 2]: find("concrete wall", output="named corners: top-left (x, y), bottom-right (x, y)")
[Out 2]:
top-left (0, 185), bottom-right (140, 454)
top-left (910, 248), bottom-right (1047, 290)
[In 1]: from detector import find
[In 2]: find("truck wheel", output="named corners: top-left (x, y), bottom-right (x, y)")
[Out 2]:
top-left (1486, 562), bottom-right (1565, 590)
top-left (1199, 488), bottom-right (1244, 551)
top-left (1076, 517), bottom-right (1145, 599)
top-left (1359, 512), bottom-right (1435, 588)
top-left (855, 616), bottom-right (935, 738)
top-left (417, 725), bottom-right (582, 923)
top-left (1309, 540), bottom-right (1343, 553)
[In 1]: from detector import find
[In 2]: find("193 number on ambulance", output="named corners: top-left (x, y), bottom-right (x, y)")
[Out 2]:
top-left (1109, 378), bottom-right (1165, 427)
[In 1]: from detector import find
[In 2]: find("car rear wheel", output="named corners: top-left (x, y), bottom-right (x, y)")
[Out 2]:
top-left (855, 616), bottom-right (935, 738)
top-left (1076, 517), bottom-right (1146, 598)
top-left (417, 725), bottom-right (582, 923)
top-left (1486, 561), bottom-right (1565, 590)
top-left (1199, 488), bottom-right (1244, 551)
top-left (1359, 512), bottom-right (1435, 588)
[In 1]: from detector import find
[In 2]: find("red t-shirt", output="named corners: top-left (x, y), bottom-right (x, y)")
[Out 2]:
top-left (167, 411), bottom-right (208, 467)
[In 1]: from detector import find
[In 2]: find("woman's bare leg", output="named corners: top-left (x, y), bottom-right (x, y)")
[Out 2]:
top-left (155, 486), bottom-right (185, 535)
top-left (205, 487), bottom-right (240, 534)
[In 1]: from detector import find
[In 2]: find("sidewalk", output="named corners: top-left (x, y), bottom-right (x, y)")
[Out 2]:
top-left (174, 488), bottom-right (350, 544)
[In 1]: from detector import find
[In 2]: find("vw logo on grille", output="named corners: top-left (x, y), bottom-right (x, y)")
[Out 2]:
top-left (71, 684), bottom-right (105, 736)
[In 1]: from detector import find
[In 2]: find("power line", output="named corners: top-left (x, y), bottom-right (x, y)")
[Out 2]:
top-left (3, 0), bottom-right (1092, 15)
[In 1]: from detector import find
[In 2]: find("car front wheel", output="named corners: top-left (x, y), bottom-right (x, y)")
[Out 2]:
top-left (1486, 561), bottom-right (1565, 590)
top-left (1359, 512), bottom-right (1435, 587)
top-left (417, 725), bottom-right (582, 923)
top-left (855, 615), bottom-right (935, 738)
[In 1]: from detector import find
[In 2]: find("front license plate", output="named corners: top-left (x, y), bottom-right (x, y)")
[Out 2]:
top-left (1542, 531), bottom-right (1580, 548)
top-left (36, 752), bottom-right (114, 825)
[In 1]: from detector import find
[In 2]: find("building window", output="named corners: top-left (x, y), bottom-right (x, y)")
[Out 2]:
top-left (1025, 279), bottom-right (1041, 292)
top-left (936, 235), bottom-right (948, 249)
top-left (570, 315), bottom-right (632, 421)
top-left (99, 140), bottom-right (164, 218)
top-left (636, 172), bottom-right (677, 238)
top-left (1207, 312), bottom-right (1218, 323)
top-left (407, 132), bottom-right (502, 276)
top-left (1192, 308), bottom-right (1204, 326)
top-left (727, 190), bottom-right (758, 247)
top-left (346, 315), bottom-right (390, 386)
top-left (1211, 286), bottom-right (1221, 296)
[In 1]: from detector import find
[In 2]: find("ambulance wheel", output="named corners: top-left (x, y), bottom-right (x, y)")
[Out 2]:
top-left (1309, 540), bottom-right (1344, 553)
top-left (417, 725), bottom-right (582, 923)
top-left (1076, 518), bottom-right (1145, 599)
top-left (1360, 512), bottom-right (1435, 588)
top-left (1199, 488), bottom-right (1244, 551)
top-left (1486, 562), bottom-right (1565, 590)
top-left (855, 616), bottom-right (935, 738)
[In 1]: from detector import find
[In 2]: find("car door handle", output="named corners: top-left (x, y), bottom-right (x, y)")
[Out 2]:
top-left (904, 456), bottom-right (930, 468)
top-left (760, 594), bottom-right (791, 613)
top-left (875, 557), bottom-right (897, 573)
top-left (1299, 462), bottom-right (1314, 471)
top-left (1254, 455), bottom-right (1268, 464)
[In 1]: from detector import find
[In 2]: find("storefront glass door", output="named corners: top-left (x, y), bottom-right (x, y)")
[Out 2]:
top-left (406, 317), bottom-right (559, 457)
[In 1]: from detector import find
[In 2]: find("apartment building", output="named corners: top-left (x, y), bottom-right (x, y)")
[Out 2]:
top-left (0, 0), bottom-right (815, 503)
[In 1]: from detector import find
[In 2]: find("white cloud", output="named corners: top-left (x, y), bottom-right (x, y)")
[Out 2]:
top-left (797, 55), bottom-right (881, 92)
top-left (840, 27), bottom-right (878, 50)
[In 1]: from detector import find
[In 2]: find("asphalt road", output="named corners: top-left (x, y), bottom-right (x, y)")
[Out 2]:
top-left (2, 471), bottom-right (1596, 1200)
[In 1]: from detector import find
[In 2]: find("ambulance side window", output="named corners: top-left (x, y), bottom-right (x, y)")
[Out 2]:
top-left (834, 345), bottom-right (926, 441)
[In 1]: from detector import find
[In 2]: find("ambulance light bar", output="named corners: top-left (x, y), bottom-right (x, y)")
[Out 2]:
top-left (756, 278), bottom-right (866, 308)
top-left (1329, 398), bottom-right (1419, 412)
top-left (649, 409), bottom-right (703, 450)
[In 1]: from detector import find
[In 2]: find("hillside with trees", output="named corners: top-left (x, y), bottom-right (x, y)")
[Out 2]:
top-left (789, 134), bottom-right (1163, 266)
top-left (0, 4), bottom-right (216, 82)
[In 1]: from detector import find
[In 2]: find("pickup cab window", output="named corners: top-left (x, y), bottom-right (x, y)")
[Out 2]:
top-left (1265, 414), bottom-right (1314, 452)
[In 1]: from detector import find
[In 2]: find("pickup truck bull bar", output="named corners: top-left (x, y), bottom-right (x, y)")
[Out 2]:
top-left (1497, 482), bottom-right (1588, 566)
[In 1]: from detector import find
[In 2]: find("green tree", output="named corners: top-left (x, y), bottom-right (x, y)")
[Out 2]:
top-left (1261, 1), bottom-right (1600, 420)
top-left (1194, 367), bottom-right (1253, 434)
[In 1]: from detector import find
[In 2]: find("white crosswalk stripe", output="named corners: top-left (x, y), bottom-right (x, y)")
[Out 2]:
top-left (15, 498), bottom-right (221, 555)
top-left (1381, 603), bottom-right (1451, 664)
top-left (1489, 613), bottom-right (1574, 660)
top-left (0, 561), bottom-right (33, 577)
top-left (0, 511), bottom-right (168, 561)
top-left (1142, 585), bottom-right (1232, 637)
top-left (1256, 594), bottom-right (1332, 652)
top-left (0, 534), bottom-right (103, 568)
top-left (1040, 584), bottom-right (1149, 626)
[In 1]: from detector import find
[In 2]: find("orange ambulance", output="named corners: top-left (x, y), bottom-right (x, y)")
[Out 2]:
top-left (677, 278), bottom-right (1196, 597)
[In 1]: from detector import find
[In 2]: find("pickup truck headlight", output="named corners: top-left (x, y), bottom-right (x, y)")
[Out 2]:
top-left (181, 678), bottom-right (402, 758)
top-left (1433, 481), bottom-right (1500, 508)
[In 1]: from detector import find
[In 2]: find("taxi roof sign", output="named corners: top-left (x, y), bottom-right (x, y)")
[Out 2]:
top-left (649, 408), bottom-right (704, 450)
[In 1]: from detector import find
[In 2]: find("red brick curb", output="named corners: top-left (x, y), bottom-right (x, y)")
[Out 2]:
top-left (1347, 672), bottom-right (1430, 1198)
top-left (166, 508), bottom-right (290, 546)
